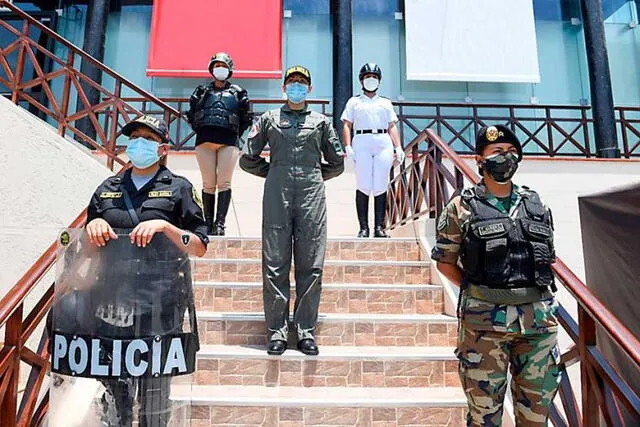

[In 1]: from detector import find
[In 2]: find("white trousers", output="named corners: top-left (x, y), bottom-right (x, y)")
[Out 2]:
top-left (352, 134), bottom-right (394, 196)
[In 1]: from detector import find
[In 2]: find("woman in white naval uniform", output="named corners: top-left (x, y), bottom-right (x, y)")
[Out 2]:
top-left (341, 63), bottom-right (404, 238)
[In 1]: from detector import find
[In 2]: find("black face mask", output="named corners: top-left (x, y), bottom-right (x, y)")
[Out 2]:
top-left (480, 152), bottom-right (519, 183)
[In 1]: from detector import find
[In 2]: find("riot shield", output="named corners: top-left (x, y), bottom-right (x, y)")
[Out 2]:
top-left (49, 229), bottom-right (196, 427)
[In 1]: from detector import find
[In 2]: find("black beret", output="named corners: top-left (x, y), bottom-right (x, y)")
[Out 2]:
top-left (475, 125), bottom-right (522, 160)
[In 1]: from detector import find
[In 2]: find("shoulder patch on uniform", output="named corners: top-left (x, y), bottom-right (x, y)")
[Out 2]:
top-left (437, 212), bottom-right (449, 231)
top-left (59, 230), bottom-right (70, 247)
top-left (100, 191), bottom-right (122, 199)
top-left (192, 186), bottom-right (203, 210)
top-left (148, 190), bottom-right (172, 198)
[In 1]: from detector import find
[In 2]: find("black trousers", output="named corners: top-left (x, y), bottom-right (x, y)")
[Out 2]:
top-left (100, 376), bottom-right (172, 427)
top-left (96, 310), bottom-right (178, 427)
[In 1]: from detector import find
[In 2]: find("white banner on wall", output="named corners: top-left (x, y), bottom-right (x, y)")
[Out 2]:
top-left (405, 0), bottom-right (540, 83)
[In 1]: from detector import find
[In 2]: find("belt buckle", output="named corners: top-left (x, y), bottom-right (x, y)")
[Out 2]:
top-left (372, 129), bottom-right (378, 134)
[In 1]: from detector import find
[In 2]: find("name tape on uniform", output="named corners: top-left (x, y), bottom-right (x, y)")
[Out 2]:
top-left (527, 224), bottom-right (550, 237)
top-left (100, 192), bottom-right (123, 199)
top-left (148, 191), bottom-right (172, 198)
top-left (477, 223), bottom-right (506, 237)
top-left (51, 332), bottom-right (196, 378)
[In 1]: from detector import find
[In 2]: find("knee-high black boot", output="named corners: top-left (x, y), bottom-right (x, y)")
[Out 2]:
top-left (202, 191), bottom-right (215, 235)
top-left (356, 190), bottom-right (369, 238)
top-left (214, 189), bottom-right (232, 236)
top-left (374, 193), bottom-right (390, 238)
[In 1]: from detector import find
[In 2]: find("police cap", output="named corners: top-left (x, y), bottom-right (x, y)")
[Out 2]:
top-left (284, 65), bottom-right (311, 85)
top-left (122, 115), bottom-right (171, 144)
top-left (475, 125), bottom-right (522, 160)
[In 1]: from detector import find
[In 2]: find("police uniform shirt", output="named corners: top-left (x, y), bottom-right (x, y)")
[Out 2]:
top-left (340, 94), bottom-right (398, 130)
top-left (87, 167), bottom-right (209, 245)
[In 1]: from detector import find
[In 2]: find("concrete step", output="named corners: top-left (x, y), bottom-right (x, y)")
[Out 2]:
top-left (205, 237), bottom-right (423, 262)
top-left (193, 259), bottom-right (431, 285)
top-left (194, 282), bottom-right (444, 315)
top-left (171, 385), bottom-right (467, 426)
top-left (194, 345), bottom-right (460, 388)
top-left (196, 312), bottom-right (457, 347)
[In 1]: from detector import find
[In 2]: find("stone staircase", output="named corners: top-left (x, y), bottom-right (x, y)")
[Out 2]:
top-left (176, 237), bottom-right (466, 426)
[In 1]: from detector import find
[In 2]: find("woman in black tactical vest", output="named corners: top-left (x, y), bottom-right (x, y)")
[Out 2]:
top-left (187, 52), bottom-right (252, 236)
top-left (84, 115), bottom-right (209, 426)
top-left (431, 125), bottom-right (561, 426)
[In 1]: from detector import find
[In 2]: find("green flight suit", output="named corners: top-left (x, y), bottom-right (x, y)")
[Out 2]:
top-left (240, 104), bottom-right (344, 342)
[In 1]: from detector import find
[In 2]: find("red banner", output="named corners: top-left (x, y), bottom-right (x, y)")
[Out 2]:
top-left (147, 0), bottom-right (282, 79)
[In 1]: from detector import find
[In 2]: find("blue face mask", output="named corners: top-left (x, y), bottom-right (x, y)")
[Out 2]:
top-left (285, 82), bottom-right (309, 104)
top-left (126, 137), bottom-right (160, 169)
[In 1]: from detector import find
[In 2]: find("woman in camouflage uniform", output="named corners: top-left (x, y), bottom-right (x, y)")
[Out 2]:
top-left (431, 125), bottom-right (562, 426)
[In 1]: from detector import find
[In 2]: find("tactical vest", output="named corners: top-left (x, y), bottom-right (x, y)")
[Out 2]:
top-left (192, 84), bottom-right (241, 133)
top-left (460, 187), bottom-right (555, 291)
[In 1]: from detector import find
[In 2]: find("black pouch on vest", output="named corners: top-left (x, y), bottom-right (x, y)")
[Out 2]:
top-left (521, 219), bottom-right (555, 288)
top-left (468, 219), bottom-right (512, 284)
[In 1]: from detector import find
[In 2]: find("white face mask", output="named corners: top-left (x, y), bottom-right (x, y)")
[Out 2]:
top-left (212, 67), bottom-right (230, 81)
top-left (363, 77), bottom-right (380, 92)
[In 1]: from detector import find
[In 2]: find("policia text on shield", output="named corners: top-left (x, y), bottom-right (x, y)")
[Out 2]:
top-left (431, 125), bottom-right (562, 426)
top-left (50, 115), bottom-right (209, 427)
top-left (240, 65), bottom-right (345, 356)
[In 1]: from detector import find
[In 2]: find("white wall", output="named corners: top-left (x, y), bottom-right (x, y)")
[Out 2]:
top-left (0, 97), bottom-right (111, 297)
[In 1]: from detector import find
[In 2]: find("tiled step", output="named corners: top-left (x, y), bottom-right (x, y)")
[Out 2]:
top-left (205, 237), bottom-right (423, 261)
top-left (194, 345), bottom-right (460, 388)
top-left (193, 259), bottom-right (431, 285)
top-left (194, 282), bottom-right (444, 315)
top-left (171, 385), bottom-right (467, 427)
top-left (196, 312), bottom-right (458, 347)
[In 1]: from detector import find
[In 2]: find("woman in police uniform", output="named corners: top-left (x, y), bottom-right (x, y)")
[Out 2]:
top-left (341, 63), bottom-right (404, 238)
top-left (187, 52), bottom-right (252, 236)
top-left (431, 125), bottom-right (561, 427)
top-left (85, 115), bottom-right (208, 426)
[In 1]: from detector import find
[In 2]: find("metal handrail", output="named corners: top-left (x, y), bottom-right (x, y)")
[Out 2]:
top-left (0, 1), bottom-right (180, 117)
top-left (386, 128), bottom-right (640, 426)
top-left (121, 95), bottom-right (640, 157)
top-left (0, 0), bottom-right (182, 170)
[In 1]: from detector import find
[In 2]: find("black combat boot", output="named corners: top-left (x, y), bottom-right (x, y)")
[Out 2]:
top-left (297, 338), bottom-right (319, 356)
top-left (267, 340), bottom-right (287, 356)
top-left (373, 193), bottom-right (390, 238)
top-left (356, 190), bottom-right (370, 238)
top-left (213, 189), bottom-right (232, 236)
top-left (202, 191), bottom-right (216, 235)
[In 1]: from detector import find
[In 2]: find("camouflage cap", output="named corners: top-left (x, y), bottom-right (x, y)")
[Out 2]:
top-left (121, 115), bottom-right (171, 144)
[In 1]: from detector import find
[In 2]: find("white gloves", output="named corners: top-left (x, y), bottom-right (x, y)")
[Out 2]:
top-left (395, 147), bottom-right (405, 164)
top-left (345, 145), bottom-right (355, 161)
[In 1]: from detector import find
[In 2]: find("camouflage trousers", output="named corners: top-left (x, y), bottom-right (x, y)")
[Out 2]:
top-left (456, 325), bottom-right (562, 426)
